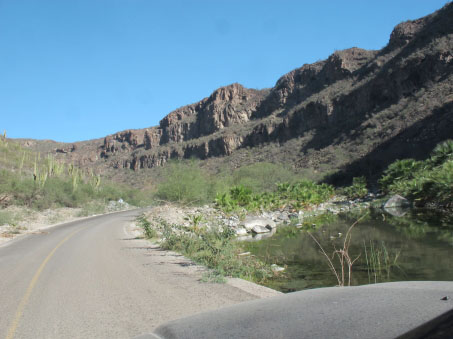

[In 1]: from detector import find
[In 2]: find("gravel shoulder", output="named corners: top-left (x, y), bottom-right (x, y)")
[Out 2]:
top-left (126, 216), bottom-right (281, 300)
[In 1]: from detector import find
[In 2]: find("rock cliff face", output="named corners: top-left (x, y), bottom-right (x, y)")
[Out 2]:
top-left (25, 3), bottom-right (453, 183)
top-left (93, 82), bottom-right (269, 168)
top-left (158, 83), bottom-right (268, 144)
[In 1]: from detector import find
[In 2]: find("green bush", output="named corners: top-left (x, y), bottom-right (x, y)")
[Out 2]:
top-left (153, 161), bottom-right (303, 207)
top-left (155, 160), bottom-right (214, 205)
top-left (276, 180), bottom-right (334, 205)
top-left (379, 159), bottom-right (424, 192)
top-left (136, 214), bottom-right (157, 238)
top-left (215, 180), bottom-right (334, 212)
top-left (232, 162), bottom-right (296, 193)
top-left (429, 140), bottom-right (453, 166)
top-left (77, 201), bottom-right (107, 217)
top-left (343, 177), bottom-right (368, 200)
top-left (379, 140), bottom-right (453, 208)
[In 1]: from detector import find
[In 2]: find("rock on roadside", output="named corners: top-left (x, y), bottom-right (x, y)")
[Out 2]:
top-left (241, 217), bottom-right (276, 231)
top-left (251, 225), bottom-right (271, 234)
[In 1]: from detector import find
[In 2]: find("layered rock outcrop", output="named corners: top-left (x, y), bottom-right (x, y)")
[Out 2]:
top-left (38, 3), bottom-right (453, 181)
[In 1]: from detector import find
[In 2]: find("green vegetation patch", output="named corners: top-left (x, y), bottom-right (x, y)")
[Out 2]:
top-left (215, 180), bottom-right (334, 213)
top-left (155, 160), bottom-right (218, 205)
top-left (379, 140), bottom-right (453, 209)
top-left (0, 137), bottom-right (151, 211)
top-left (136, 213), bottom-right (157, 239)
top-left (144, 216), bottom-right (272, 283)
top-left (341, 176), bottom-right (368, 200)
top-left (154, 160), bottom-right (304, 207)
top-left (0, 210), bottom-right (15, 226)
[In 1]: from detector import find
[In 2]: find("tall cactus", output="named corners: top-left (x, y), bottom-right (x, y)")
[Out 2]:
top-left (72, 168), bottom-right (80, 192)
top-left (46, 154), bottom-right (54, 176)
top-left (90, 173), bottom-right (101, 190)
top-left (68, 163), bottom-right (74, 176)
top-left (1, 130), bottom-right (7, 148)
top-left (38, 172), bottom-right (48, 188)
top-left (19, 151), bottom-right (26, 176)
top-left (33, 156), bottom-right (38, 181)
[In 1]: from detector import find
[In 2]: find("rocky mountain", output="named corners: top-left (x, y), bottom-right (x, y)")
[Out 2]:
top-left (21, 3), bottom-right (453, 185)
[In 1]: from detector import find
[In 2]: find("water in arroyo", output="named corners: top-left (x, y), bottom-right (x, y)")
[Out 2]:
top-left (243, 208), bottom-right (453, 293)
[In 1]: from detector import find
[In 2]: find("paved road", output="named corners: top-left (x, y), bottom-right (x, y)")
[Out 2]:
top-left (0, 210), bottom-right (274, 338)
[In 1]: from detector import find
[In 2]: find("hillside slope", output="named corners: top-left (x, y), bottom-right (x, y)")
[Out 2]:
top-left (20, 3), bottom-right (453, 185)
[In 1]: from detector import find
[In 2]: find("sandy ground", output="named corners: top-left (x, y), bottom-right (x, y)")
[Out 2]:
top-left (0, 206), bottom-right (81, 245)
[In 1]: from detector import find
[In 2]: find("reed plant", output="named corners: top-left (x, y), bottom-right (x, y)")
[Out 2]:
top-left (363, 240), bottom-right (401, 284)
top-left (308, 214), bottom-right (367, 287)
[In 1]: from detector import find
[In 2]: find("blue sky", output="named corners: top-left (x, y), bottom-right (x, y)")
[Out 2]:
top-left (0, 0), bottom-right (449, 142)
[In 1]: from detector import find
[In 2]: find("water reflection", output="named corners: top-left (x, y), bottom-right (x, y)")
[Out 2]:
top-left (243, 208), bottom-right (453, 293)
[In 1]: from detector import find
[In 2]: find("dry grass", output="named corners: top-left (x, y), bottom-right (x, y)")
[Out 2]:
top-left (308, 213), bottom-right (368, 287)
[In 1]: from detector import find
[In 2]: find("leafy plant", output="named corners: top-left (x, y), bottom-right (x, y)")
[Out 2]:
top-left (429, 140), bottom-right (453, 166)
top-left (379, 140), bottom-right (453, 208)
top-left (136, 214), bottom-right (157, 239)
top-left (379, 159), bottom-right (423, 191)
top-left (215, 181), bottom-right (334, 213)
top-left (343, 176), bottom-right (368, 200)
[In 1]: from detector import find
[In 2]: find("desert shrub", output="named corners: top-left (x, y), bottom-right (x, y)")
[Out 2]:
top-left (0, 138), bottom-right (151, 211)
top-left (0, 171), bottom-right (39, 207)
top-left (116, 185), bottom-right (150, 207)
top-left (0, 168), bottom-right (150, 210)
top-left (232, 162), bottom-right (297, 193)
top-left (0, 210), bottom-right (15, 226)
top-left (153, 161), bottom-right (302, 207)
top-left (77, 200), bottom-right (107, 217)
top-left (155, 160), bottom-right (213, 205)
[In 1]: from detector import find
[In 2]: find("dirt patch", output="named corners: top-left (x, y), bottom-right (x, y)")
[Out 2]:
top-left (0, 203), bottom-right (133, 246)
top-left (0, 206), bottom-right (82, 246)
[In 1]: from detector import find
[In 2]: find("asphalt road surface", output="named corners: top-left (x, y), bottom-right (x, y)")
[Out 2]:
top-left (0, 209), bottom-right (276, 338)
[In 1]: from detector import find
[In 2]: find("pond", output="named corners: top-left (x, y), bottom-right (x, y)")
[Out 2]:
top-left (243, 208), bottom-right (453, 293)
